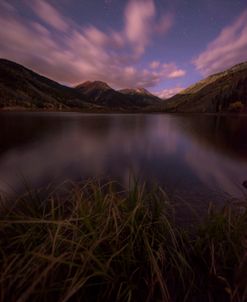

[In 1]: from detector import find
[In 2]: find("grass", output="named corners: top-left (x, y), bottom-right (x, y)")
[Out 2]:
top-left (0, 180), bottom-right (246, 302)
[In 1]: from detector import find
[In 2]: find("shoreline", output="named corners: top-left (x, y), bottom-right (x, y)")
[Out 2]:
top-left (0, 107), bottom-right (247, 116)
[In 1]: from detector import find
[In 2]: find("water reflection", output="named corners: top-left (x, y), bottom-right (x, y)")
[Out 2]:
top-left (0, 112), bottom-right (246, 203)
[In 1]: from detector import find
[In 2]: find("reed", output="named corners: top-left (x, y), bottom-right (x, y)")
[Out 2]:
top-left (0, 180), bottom-right (246, 301)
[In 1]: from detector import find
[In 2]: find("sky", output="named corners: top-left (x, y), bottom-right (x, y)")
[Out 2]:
top-left (0, 0), bottom-right (247, 98)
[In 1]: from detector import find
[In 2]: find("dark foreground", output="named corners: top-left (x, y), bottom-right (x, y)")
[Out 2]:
top-left (0, 181), bottom-right (246, 302)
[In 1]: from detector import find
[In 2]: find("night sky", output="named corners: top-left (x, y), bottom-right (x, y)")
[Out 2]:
top-left (0, 0), bottom-right (247, 98)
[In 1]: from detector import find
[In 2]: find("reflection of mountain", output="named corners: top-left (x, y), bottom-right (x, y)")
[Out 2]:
top-left (0, 113), bottom-right (149, 156)
top-left (0, 113), bottom-right (80, 155)
top-left (154, 62), bottom-right (247, 113)
top-left (0, 114), bottom-right (155, 194)
top-left (173, 115), bottom-right (247, 161)
top-left (0, 113), bottom-right (246, 199)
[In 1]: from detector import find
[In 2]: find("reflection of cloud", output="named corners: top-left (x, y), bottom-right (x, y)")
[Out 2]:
top-left (184, 143), bottom-right (247, 197)
top-left (0, 0), bottom-right (181, 89)
top-left (0, 117), bottom-right (153, 193)
top-left (194, 10), bottom-right (247, 75)
top-left (0, 114), bottom-right (246, 199)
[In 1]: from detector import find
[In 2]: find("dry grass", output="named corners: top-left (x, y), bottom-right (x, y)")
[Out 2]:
top-left (0, 180), bottom-right (246, 301)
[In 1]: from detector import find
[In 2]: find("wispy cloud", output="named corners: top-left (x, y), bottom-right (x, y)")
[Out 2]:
top-left (0, 0), bottom-right (183, 88)
top-left (150, 61), bottom-right (160, 69)
top-left (124, 0), bottom-right (155, 55)
top-left (29, 0), bottom-right (69, 32)
top-left (168, 69), bottom-right (186, 79)
top-left (156, 86), bottom-right (184, 99)
top-left (155, 13), bottom-right (174, 34)
top-left (194, 10), bottom-right (247, 75)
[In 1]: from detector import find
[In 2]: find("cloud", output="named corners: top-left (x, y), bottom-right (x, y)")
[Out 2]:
top-left (124, 0), bottom-right (155, 55)
top-left (123, 0), bottom-right (174, 55)
top-left (155, 13), bottom-right (174, 34)
top-left (0, 0), bottom-right (180, 88)
top-left (0, 0), bottom-right (16, 13)
top-left (160, 63), bottom-right (186, 79)
top-left (194, 10), bottom-right (247, 75)
top-left (29, 0), bottom-right (69, 32)
top-left (156, 86), bottom-right (184, 99)
top-left (150, 61), bottom-right (160, 69)
top-left (168, 69), bottom-right (186, 78)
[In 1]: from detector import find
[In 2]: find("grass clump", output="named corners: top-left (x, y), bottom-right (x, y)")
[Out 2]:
top-left (0, 181), bottom-right (246, 302)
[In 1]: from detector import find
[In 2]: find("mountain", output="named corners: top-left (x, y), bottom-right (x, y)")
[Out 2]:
top-left (4, 58), bottom-right (247, 114)
top-left (157, 62), bottom-right (247, 113)
top-left (75, 81), bottom-right (160, 108)
top-left (119, 88), bottom-right (161, 106)
top-left (0, 59), bottom-right (160, 111)
top-left (0, 59), bottom-right (93, 110)
top-left (75, 81), bottom-right (133, 108)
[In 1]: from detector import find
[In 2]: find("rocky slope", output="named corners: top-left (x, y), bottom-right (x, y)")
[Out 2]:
top-left (158, 62), bottom-right (247, 113)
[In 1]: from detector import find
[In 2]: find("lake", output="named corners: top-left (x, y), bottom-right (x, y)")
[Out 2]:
top-left (0, 112), bottom-right (246, 206)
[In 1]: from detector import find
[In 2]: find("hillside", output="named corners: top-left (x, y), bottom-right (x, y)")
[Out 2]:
top-left (157, 62), bottom-right (247, 113)
top-left (0, 59), bottom-right (93, 110)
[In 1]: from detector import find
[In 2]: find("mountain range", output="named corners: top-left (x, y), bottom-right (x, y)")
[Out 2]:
top-left (0, 59), bottom-right (160, 111)
top-left (0, 58), bottom-right (247, 113)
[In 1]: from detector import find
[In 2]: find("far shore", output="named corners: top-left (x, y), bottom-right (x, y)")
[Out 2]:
top-left (0, 106), bottom-right (247, 116)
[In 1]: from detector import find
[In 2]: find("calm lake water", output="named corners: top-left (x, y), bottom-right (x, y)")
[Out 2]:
top-left (0, 112), bottom-right (247, 205)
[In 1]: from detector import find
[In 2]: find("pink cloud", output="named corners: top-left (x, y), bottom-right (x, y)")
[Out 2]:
top-left (168, 69), bottom-right (186, 78)
top-left (194, 10), bottom-right (247, 75)
top-left (155, 87), bottom-right (184, 99)
top-left (155, 13), bottom-right (174, 34)
top-left (29, 0), bottom-right (69, 32)
top-left (0, 0), bottom-right (16, 13)
top-left (124, 1), bottom-right (174, 55)
top-left (150, 61), bottom-right (160, 69)
top-left (0, 0), bottom-right (181, 89)
top-left (84, 26), bottom-right (109, 46)
top-left (160, 63), bottom-right (186, 79)
top-left (124, 0), bottom-right (155, 55)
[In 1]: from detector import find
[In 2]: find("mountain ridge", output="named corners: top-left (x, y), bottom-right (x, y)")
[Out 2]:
top-left (1, 58), bottom-right (247, 113)
top-left (119, 87), bottom-right (161, 106)
top-left (155, 61), bottom-right (247, 113)
top-left (0, 59), bottom-right (162, 111)
top-left (75, 81), bottom-right (160, 107)
top-left (0, 59), bottom-right (93, 110)
top-left (75, 80), bottom-right (134, 108)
